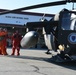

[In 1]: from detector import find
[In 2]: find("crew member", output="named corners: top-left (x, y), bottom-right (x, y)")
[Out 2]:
top-left (0, 28), bottom-right (8, 55)
top-left (11, 30), bottom-right (22, 56)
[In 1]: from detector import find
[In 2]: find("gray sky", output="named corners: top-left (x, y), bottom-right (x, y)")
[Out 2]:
top-left (0, 0), bottom-right (76, 14)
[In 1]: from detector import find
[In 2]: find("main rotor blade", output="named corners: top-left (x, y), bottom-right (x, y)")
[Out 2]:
top-left (0, 1), bottom-right (66, 15)
top-left (13, 1), bottom-right (66, 11)
top-left (66, 0), bottom-right (76, 2)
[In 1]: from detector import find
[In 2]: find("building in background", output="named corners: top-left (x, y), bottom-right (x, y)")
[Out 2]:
top-left (0, 9), bottom-right (54, 48)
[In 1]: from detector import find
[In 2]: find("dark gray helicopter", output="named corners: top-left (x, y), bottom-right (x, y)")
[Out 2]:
top-left (20, 0), bottom-right (76, 62)
top-left (0, 0), bottom-right (76, 62)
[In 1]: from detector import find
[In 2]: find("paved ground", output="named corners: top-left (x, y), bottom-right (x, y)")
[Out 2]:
top-left (0, 48), bottom-right (76, 75)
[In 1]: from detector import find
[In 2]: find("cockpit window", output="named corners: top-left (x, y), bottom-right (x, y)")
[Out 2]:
top-left (61, 13), bottom-right (76, 30)
top-left (70, 19), bottom-right (76, 30)
top-left (61, 13), bottom-right (71, 30)
top-left (74, 21), bottom-right (76, 30)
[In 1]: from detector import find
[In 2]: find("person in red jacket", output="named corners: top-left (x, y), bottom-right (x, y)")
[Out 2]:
top-left (0, 28), bottom-right (8, 55)
top-left (11, 30), bottom-right (22, 56)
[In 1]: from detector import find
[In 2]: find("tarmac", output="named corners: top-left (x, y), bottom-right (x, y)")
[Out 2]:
top-left (0, 48), bottom-right (76, 75)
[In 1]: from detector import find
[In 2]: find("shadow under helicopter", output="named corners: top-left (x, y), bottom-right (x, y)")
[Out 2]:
top-left (6, 54), bottom-right (76, 71)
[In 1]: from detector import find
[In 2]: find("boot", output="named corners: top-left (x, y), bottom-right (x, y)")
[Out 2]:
top-left (2, 47), bottom-right (8, 55)
top-left (17, 49), bottom-right (20, 56)
top-left (11, 48), bottom-right (15, 55)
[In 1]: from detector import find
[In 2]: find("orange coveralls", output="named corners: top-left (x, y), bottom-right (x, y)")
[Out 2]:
top-left (11, 32), bottom-right (22, 56)
top-left (0, 31), bottom-right (8, 55)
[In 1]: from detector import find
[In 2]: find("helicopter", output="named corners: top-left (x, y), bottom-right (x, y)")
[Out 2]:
top-left (0, 0), bottom-right (76, 62)
top-left (20, 0), bottom-right (76, 62)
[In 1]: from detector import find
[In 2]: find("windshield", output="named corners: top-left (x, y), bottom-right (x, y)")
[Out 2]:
top-left (61, 12), bottom-right (76, 30)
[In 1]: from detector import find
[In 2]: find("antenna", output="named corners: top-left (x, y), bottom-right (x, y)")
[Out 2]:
top-left (72, 0), bottom-right (74, 10)
top-left (42, 13), bottom-right (46, 19)
top-left (40, 13), bottom-right (46, 22)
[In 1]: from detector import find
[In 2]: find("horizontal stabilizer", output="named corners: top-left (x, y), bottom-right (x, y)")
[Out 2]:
top-left (25, 21), bottom-right (58, 28)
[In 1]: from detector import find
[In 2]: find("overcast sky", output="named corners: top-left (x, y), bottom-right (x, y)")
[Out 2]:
top-left (0, 0), bottom-right (76, 14)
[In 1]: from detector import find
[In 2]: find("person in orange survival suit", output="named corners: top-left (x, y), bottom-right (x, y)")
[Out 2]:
top-left (11, 30), bottom-right (22, 56)
top-left (0, 28), bottom-right (8, 55)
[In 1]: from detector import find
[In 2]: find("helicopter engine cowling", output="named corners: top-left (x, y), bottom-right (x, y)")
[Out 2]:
top-left (20, 31), bottom-right (39, 48)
